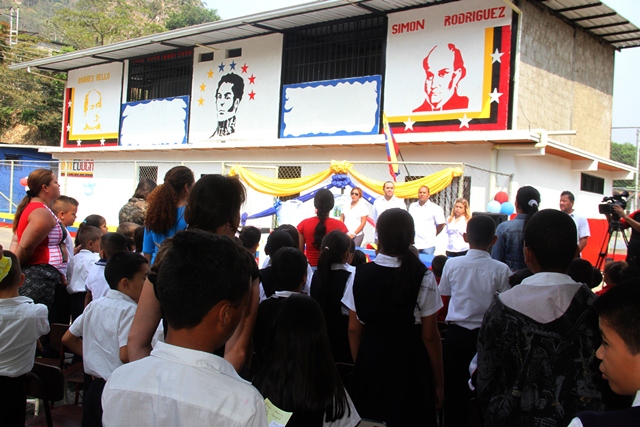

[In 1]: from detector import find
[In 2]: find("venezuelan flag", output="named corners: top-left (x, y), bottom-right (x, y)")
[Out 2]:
top-left (382, 112), bottom-right (400, 181)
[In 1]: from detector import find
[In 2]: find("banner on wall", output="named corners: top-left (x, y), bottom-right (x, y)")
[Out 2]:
top-left (280, 76), bottom-right (382, 138)
top-left (188, 34), bottom-right (283, 143)
top-left (65, 63), bottom-right (123, 148)
top-left (384, 0), bottom-right (512, 132)
top-left (120, 96), bottom-right (189, 147)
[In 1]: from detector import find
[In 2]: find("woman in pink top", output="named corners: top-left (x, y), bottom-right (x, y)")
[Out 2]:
top-left (10, 169), bottom-right (64, 310)
top-left (297, 189), bottom-right (348, 267)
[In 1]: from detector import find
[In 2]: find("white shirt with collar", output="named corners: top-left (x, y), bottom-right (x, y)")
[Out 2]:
top-left (438, 249), bottom-right (511, 330)
top-left (341, 253), bottom-right (442, 324)
top-left (409, 199), bottom-right (446, 250)
top-left (67, 249), bottom-right (99, 294)
top-left (102, 341), bottom-right (268, 427)
top-left (329, 262), bottom-right (355, 316)
top-left (69, 289), bottom-right (137, 380)
top-left (498, 272), bottom-right (583, 324)
top-left (372, 195), bottom-right (405, 223)
top-left (0, 296), bottom-right (49, 377)
top-left (85, 260), bottom-right (109, 300)
top-left (567, 391), bottom-right (640, 427)
top-left (258, 259), bottom-right (313, 303)
top-left (569, 211), bottom-right (591, 243)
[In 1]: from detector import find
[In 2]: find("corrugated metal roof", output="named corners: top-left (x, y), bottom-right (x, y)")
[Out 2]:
top-left (8, 0), bottom-right (639, 73)
top-left (537, 0), bottom-right (640, 49)
top-left (8, 0), bottom-right (444, 72)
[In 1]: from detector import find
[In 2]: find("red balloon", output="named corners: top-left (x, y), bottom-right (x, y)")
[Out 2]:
top-left (19, 177), bottom-right (28, 187)
top-left (494, 191), bottom-right (509, 204)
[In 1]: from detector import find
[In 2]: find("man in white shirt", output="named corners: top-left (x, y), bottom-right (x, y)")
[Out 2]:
top-left (560, 190), bottom-right (590, 253)
top-left (372, 181), bottom-right (405, 224)
top-left (102, 231), bottom-right (267, 427)
top-left (409, 186), bottom-right (445, 255)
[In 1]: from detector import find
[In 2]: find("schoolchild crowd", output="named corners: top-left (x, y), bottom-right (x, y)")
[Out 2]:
top-left (2, 168), bottom-right (640, 427)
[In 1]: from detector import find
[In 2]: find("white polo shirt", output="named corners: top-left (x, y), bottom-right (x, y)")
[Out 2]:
top-left (69, 289), bottom-right (137, 380)
top-left (0, 296), bottom-right (49, 377)
top-left (569, 211), bottom-right (591, 244)
top-left (67, 249), bottom-right (99, 294)
top-left (102, 341), bottom-right (268, 427)
top-left (372, 195), bottom-right (405, 223)
top-left (409, 199), bottom-right (446, 250)
top-left (85, 260), bottom-right (109, 300)
top-left (438, 249), bottom-right (511, 329)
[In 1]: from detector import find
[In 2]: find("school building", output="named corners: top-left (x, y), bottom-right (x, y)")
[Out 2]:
top-left (8, 0), bottom-right (640, 259)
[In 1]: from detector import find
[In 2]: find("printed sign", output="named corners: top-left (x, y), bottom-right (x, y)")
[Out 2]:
top-left (384, 0), bottom-right (512, 132)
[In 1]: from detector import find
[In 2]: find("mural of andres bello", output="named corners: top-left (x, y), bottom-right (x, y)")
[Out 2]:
top-left (211, 72), bottom-right (245, 138)
top-left (413, 43), bottom-right (468, 112)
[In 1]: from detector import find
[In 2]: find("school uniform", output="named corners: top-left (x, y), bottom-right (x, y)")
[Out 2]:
top-left (438, 249), bottom-right (510, 427)
top-left (85, 259), bottom-right (109, 301)
top-left (69, 289), bottom-right (137, 427)
top-left (0, 296), bottom-right (49, 426)
top-left (102, 341), bottom-right (268, 427)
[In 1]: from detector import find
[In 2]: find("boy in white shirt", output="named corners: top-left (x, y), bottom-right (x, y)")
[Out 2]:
top-left (51, 195), bottom-right (79, 265)
top-left (63, 251), bottom-right (149, 427)
top-left (0, 250), bottom-right (49, 426)
top-left (102, 230), bottom-right (268, 427)
top-left (439, 215), bottom-right (511, 426)
top-left (84, 232), bottom-right (128, 306)
top-left (66, 225), bottom-right (101, 321)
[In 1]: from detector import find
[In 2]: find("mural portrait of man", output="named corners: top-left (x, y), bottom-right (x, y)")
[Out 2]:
top-left (413, 43), bottom-right (469, 112)
top-left (83, 89), bottom-right (102, 131)
top-left (210, 72), bottom-right (245, 137)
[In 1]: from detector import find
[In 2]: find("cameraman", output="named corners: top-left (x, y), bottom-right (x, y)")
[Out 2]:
top-left (612, 205), bottom-right (640, 268)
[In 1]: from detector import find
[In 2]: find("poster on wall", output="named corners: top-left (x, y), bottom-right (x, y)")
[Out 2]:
top-left (120, 96), bottom-right (189, 147)
top-left (64, 62), bottom-right (123, 148)
top-left (188, 34), bottom-right (283, 144)
top-left (280, 76), bottom-right (381, 138)
top-left (384, 0), bottom-right (512, 132)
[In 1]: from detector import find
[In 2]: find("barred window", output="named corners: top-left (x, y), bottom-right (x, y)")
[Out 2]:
top-left (128, 49), bottom-right (194, 102)
top-left (281, 15), bottom-right (386, 85)
top-left (404, 176), bottom-right (471, 215)
top-left (581, 173), bottom-right (604, 195)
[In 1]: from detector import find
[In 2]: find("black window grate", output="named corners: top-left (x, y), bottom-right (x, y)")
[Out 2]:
top-left (282, 15), bottom-right (386, 85)
top-left (128, 49), bottom-right (194, 102)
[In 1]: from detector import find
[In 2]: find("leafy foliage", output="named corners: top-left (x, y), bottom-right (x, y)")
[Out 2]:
top-left (611, 141), bottom-right (638, 189)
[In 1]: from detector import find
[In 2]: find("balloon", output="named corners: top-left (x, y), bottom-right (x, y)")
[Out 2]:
top-left (19, 177), bottom-right (28, 187)
top-left (486, 200), bottom-right (501, 213)
top-left (494, 191), bottom-right (509, 204)
top-left (500, 201), bottom-right (515, 216)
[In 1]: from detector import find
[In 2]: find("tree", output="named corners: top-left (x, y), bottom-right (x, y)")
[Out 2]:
top-left (611, 141), bottom-right (638, 189)
top-left (48, 0), bottom-right (165, 49)
top-left (165, 3), bottom-right (220, 30)
top-left (47, 0), bottom-right (220, 49)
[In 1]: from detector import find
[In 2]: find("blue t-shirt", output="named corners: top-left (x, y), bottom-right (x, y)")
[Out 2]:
top-left (142, 205), bottom-right (187, 264)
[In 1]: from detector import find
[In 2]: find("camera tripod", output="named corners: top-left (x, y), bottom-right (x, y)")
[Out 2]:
top-left (595, 219), bottom-right (629, 271)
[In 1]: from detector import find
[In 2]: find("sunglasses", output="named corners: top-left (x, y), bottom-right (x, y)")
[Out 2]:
top-left (350, 192), bottom-right (360, 196)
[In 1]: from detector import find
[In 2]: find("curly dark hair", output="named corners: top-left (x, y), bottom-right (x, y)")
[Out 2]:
top-left (144, 166), bottom-right (194, 234)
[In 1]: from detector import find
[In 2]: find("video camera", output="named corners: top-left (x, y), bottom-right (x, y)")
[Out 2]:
top-left (599, 191), bottom-right (629, 221)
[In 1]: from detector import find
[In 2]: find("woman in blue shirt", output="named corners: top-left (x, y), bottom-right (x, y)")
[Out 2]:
top-left (142, 166), bottom-right (194, 264)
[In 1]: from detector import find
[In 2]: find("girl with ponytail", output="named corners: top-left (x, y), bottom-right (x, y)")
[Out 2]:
top-left (310, 230), bottom-right (353, 364)
top-left (491, 185), bottom-right (541, 272)
top-left (342, 208), bottom-right (444, 426)
top-left (142, 166), bottom-right (194, 264)
top-left (297, 189), bottom-right (348, 268)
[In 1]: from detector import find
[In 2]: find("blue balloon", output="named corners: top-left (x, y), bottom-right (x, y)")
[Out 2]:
top-left (486, 200), bottom-right (501, 213)
top-left (500, 201), bottom-right (515, 215)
